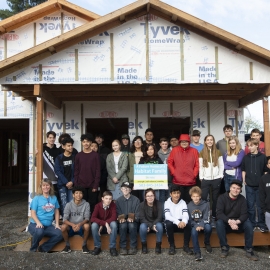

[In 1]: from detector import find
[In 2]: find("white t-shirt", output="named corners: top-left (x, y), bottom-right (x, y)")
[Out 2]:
top-left (114, 153), bottom-right (121, 173)
top-left (225, 154), bottom-right (237, 176)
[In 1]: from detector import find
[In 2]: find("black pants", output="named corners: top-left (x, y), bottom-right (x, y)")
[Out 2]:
top-left (201, 178), bottom-right (222, 218)
top-left (174, 185), bottom-right (194, 204)
top-left (83, 188), bottom-right (99, 214)
top-left (164, 220), bottom-right (191, 247)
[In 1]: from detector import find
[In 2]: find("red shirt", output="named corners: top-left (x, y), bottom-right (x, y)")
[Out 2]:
top-left (168, 145), bottom-right (199, 186)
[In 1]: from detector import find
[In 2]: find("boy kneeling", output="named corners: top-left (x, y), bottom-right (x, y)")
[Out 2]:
top-left (116, 182), bottom-right (140, 255)
top-left (61, 186), bottom-right (90, 254)
top-left (91, 191), bottom-right (118, 256)
top-left (164, 185), bottom-right (192, 255)
top-left (187, 186), bottom-right (212, 261)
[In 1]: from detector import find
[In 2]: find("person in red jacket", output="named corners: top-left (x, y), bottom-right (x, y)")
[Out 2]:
top-left (90, 191), bottom-right (118, 256)
top-left (168, 134), bottom-right (199, 203)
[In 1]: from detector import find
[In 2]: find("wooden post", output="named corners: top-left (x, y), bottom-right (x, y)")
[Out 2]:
top-left (263, 97), bottom-right (270, 156)
top-left (36, 95), bottom-right (44, 191)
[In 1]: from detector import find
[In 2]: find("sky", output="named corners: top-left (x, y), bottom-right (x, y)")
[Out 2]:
top-left (1, 0), bottom-right (269, 124)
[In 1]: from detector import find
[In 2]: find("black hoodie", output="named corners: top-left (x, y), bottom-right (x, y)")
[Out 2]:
top-left (259, 172), bottom-right (270, 213)
top-left (241, 152), bottom-right (267, 187)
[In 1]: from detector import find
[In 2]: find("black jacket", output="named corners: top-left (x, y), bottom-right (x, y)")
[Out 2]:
top-left (259, 172), bottom-right (270, 213)
top-left (116, 195), bottom-right (140, 221)
top-left (241, 152), bottom-right (267, 187)
top-left (216, 192), bottom-right (248, 223)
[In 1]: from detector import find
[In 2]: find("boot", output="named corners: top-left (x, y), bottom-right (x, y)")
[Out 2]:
top-left (142, 242), bottom-right (148, 254)
top-left (155, 242), bottom-right (162, 254)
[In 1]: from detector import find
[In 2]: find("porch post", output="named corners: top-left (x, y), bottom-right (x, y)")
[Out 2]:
top-left (263, 97), bottom-right (270, 156)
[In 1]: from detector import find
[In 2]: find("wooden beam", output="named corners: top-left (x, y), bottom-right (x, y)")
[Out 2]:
top-left (33, 84), bottom-right (62, 109)
top-left (238, 84), bottom-right (270, 108)
top-left (263, 98), bottom-right (270, 156)
top-left (36, 97), bottom-right (44, 192)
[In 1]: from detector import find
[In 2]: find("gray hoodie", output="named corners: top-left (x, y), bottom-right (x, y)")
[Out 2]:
top-left (158, 148), bottom-right (172, 184)
top-left (187, 199), bottom-right (210, 228)
top-left (63, 199), bottom-right (90, 224)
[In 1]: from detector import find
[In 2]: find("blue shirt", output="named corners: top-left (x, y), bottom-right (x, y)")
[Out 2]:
top-left (190, 143), bottom-right (204, 153)
top-left (30, 195), bottom-right (59, 226)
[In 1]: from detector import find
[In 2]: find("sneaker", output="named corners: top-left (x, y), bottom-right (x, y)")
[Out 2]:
top-left (253, 227), bottom-right (257, 231)
top-left (110, 248), bottom-right (118, 257)
top-left (246, 248), bottom-right (259, 261)
top-left (82, 245), bottom-right (90, 254)
top-left (205, 244), bottom-right (212, 254)
top-left (91, 247), bottom-right (101, 256)
top-left (119, 248), bottom-right (128, 255)
top-left (220, 246), bottom-right (229, 258)
top-left (211, 219), bottom-right (216, 228)
top-left (195, 252), bottom-right (203, 261)
top-left (61, 245), bottom-right (71, 254)
top-left (168, 245), bottom-right (176, 255)
top-left (183, 246), bottom-right (194, 255)
top-left (258, 226), bottom-right (267, 233)
top-left (128, 248), bottom-right (137, 255)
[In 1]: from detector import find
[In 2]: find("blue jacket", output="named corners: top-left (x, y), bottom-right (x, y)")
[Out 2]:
top-left (55, 153), bottom-right (76, 188)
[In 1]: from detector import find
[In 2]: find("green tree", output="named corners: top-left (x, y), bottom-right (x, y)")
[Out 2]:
top-left (0, 0), bottom-right (47, 20)
top-left (244, 116), bottom-right (263, 134)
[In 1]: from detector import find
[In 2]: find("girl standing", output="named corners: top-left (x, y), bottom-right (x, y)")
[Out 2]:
top-left (28, 179), bottom-right (63, 252)
top-left (139, 188), bottom-right (163, 254)
top-left (106, 140), bottom-right (128, 200)
top-left (199, 135), bottom-right (224, 228)
top-left (223, 136), bottom-right (245, 191)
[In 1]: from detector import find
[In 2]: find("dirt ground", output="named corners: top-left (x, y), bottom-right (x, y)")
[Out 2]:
top-left (0, 192), bottom-right (269, 270)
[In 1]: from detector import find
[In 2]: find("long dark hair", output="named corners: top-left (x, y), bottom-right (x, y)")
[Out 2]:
top-left (140, 143), bottom-right (158, 163)
top-left (130, 136), bottom-right (144, 153)
top-left (144, 188), bottom-right (158, 219)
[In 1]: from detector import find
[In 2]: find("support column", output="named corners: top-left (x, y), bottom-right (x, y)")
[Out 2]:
top-left (36, 96), bottom-right (44, 191)
top-left (263, 97), bottom-right (270, 156)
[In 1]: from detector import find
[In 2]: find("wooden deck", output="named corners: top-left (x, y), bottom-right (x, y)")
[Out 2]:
top-left (41, 229), bottom-right (270, 252)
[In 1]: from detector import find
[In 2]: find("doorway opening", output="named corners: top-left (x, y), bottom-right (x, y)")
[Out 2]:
top-left (0, 119), bottom-right (29, 188)
top-left (150, 117), bottom-right (190, 142)
top-left (85, 118), bottom-right (129, 149)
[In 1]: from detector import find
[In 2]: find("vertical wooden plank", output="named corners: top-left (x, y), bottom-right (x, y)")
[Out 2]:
top-left (146, 15), bottom-right (149, 81)
top-left (147, 102), bottom-right (150, 128)
top-left (235, 110), bottom-right (239, 137)
top-left (34, 23), bottom-right (36, 46)
top-left (190, 102), bottom-right (193, 134)
top-left (207, 102), bottom-right (210, 134)
top-left (61, 12), bottom-right (64, 35)
top-left (75, 49), bottom-right (79, 81)
top-left (180, 30), bottom-right (184, 81)
top-left (263, 98), bottom-right (270, 156)
top-left (9, 132), bottom-right (12, 186)
top-left (224, 102), bottom-right (227, 125)
top-left (43, 103), bottom-right (47, 142)
top-left (249, 62), bottom-right (253, 80)
top-left (63, 103), bottom-right (66, 133)
top-left (19, 133), bottom-right (23, 184)
top-left (135, 103), bottom-right (138, 136)
top-left (32, 102), bottom-right (36, 194)
top-left (39, 64), bottom-right (42, 81)
top-left (4, 37), bottom-right (7, 59)
top-left (215, 46), bottom-right (219, 80)
top-left (36, 96), bottom-right (44, 191)
top-left (110, 33), bottom-right (114, 81)
top-left (81, 103), bottom-right (83, 151)
top-left (4, 91), bottom-right (7, 116)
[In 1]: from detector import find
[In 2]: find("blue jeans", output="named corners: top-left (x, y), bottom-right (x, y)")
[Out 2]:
top-left (91, 221), bottom-right (117, 248)
top-left (191, 224), bottom-right (212, 253)
top-left (224, 173), bottom-right (236, 192)
top-left (28, 223), bottom-right (63, 252)
top-left (139, 222), bottom-right (163, 243)
top-left (245, 185), bottom-right (265, 228)
top-left (58, 186), bottom-right (73, 216)
top-left (119, 221), bottom-right (138, 248)
top-left (216, 219), bottom-right (253, 250)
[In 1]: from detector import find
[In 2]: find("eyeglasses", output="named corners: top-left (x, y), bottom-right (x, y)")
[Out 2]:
top-left (180, 141), bottom-right (188, 144)
top-left (134, 140), bottom-right (142, 143)
top-left (146, 195), bottom-right (154, 198)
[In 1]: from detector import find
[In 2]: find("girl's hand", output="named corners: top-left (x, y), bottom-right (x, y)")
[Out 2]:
top-left (36, 222), bottom-right (43, 228)
top-left (112, 177), bottom-right (119, 183)
top-left (55, 224), bottom-right (61, 230)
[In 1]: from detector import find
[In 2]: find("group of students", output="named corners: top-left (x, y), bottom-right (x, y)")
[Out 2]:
top-left (28, 125), bottom-right (270, 261)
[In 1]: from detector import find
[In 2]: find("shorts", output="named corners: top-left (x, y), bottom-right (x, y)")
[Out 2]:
top-left (68, 226), bottom-right (84, 237)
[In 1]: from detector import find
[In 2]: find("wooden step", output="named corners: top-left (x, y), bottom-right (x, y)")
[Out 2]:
top-left (40, 230), bottom-right (270, 252)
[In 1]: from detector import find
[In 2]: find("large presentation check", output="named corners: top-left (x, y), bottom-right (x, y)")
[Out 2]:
top-left (134, 164), bottom-right (168, 190)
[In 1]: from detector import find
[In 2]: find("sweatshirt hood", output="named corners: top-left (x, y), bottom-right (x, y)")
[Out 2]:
top-left (71, 199), bottom-right (87, 207)
top-left (189, 199), bottom-right (206, 207)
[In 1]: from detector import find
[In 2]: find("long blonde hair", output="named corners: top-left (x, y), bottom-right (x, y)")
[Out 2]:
top-left (37, 179), bottom-right (55, 196)
top-left (227, 136), bottom-right (242, 156)
top-left (201, 135), bottom-right (219, 167)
